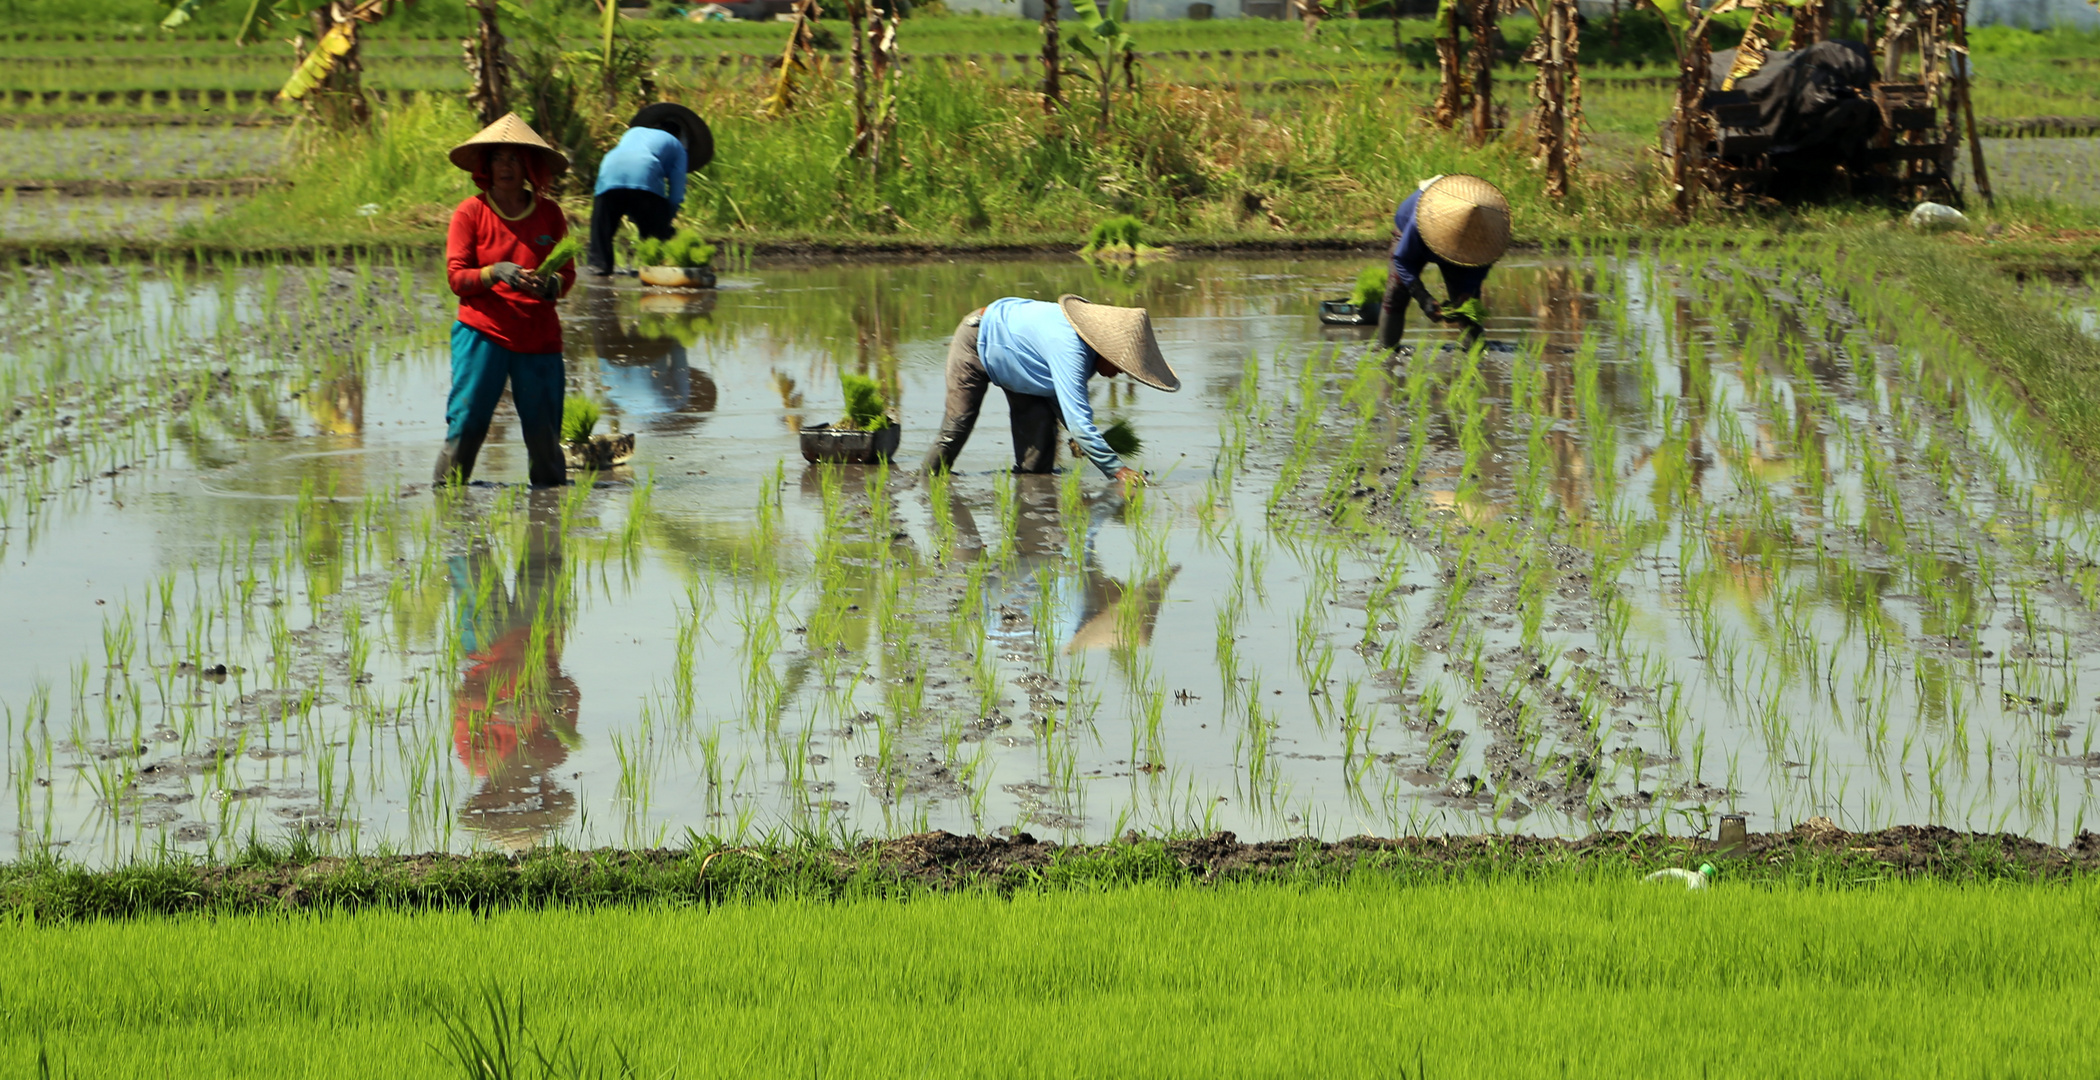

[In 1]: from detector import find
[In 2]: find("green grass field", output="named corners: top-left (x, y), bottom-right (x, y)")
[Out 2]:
top-left (3, 4), bottom-right (2098, 255)
top-left (8, 873), bottom-right (2097, 1078)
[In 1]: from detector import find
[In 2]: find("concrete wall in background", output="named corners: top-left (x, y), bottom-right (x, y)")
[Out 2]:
top-left (1968, 0), bottom-right (2099, 27)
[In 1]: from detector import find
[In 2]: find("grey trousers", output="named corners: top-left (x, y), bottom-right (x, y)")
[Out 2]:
top-left (921, 311), bottom-right (1062, 475)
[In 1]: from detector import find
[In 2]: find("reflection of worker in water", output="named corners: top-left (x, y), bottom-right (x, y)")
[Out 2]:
top-left (450, 513), bottom-right (579, 849)
top-left (586, 103), bottom-right (713, 276)
top-left (922, 296), bottom-right (1179, 492)
top-left (436, 113), bottom-right (576, 488)
top-left (302, 369), bottom-right (365, 437)
top-left (946, 477), bottom-right (1177, 656)
top-left (1378, 174), bottom-right (1511, 352)
top-left (588, 295), bottom-right (721, 427)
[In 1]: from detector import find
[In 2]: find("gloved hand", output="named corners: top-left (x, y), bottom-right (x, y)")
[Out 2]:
top-left (526, 271), bottom-right (562, 301)
top-left (1408, 281), bottom-right (1443, 322)
top-left (486, 261), bottom-right (529, 289)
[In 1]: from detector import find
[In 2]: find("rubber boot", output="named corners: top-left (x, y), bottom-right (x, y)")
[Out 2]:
top-left (522, 423), bottom-right (568, 488)
top-left (433, 429), bottom-right (488, 486)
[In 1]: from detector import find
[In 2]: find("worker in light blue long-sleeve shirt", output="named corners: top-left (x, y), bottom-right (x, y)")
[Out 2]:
top-left (585, 102), bottom-right (713, 275)
top-left (922, 295), bottom-right (1181, 490)
top-left (599, 127), bottom-right (687, 205)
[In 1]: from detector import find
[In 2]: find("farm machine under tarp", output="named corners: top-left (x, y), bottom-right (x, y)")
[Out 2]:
top-left (1658, 0), bottom-right (1994, 211)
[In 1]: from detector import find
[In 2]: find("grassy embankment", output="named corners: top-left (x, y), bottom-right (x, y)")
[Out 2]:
top-left (6, 865), bottom-right (2098, 1077)
top-left (4, 5), bottom-right (2097, 255)
top-left (167, 62), bottom-right (2100, 254)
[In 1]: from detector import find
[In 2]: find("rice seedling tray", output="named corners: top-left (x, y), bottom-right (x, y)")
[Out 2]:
top-left (798, 422), bottom-right (899, 464)
top-left (1317, 298), bottom-right (1377, 325)
top-left (638, 265), bottom-right (717, 289)
top-left (563, 431), bottom-right (636, 470)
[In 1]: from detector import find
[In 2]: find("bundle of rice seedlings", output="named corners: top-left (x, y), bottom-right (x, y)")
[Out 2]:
top-left (840, 373), bottom-right (890, 431)
top-left (1102, 418), bottom-right (1142, 456)
top-left (561, 396), bottom-right (601, 443)
top-left (1445, 297), bottom-right (1484, 324)
top-left (1348, 265), bottom-right (1386, 310)
top-left (634, 228), bottom-right (717, 268)
top-left (538, 235), bottom-right (585, 275)
top-left (1081, 215), bottom-right (1145, 256)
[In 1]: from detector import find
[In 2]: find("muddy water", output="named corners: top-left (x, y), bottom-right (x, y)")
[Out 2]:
top-left (0, 191), bottom-right (228, 240)
top-left (6, 251), bottom-right (2100, 861)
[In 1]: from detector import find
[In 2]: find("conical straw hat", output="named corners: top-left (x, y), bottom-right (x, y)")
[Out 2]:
top-left (449, 112), bottom-right (569, 176)
top-left (629, 102), bottom-right (714, 171)
top-left (1056, 295), bottom-right (1180, 393)
top-left (1417, 174), bottom-right (1510, 267)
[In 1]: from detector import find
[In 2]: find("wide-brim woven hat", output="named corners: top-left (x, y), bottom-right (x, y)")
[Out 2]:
top-left (448, 112), bottom-right (569, 177)
top-left (1417, 174), bottom-right (1511, 267)
top-left (629, 102), bottom-right (714, 171)
top-left (1057, 295), bottom-right (1180, 393)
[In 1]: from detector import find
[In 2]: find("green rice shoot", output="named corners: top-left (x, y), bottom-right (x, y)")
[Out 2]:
top-left (11, 875), bottom-right (2100, 1078)
top-left (1446, 296), bottom-right (1484, 324)
top-left (1082, 215), bottom-right (1145, 255)
top-left (633, 228), bottom-right (717, 269)
top-left (560, 396), bottom-right (601, 443)
top-left (1349, 265), bottom-right (1386, 310)
top-left (1102, 418), bottom-right (1142, 457)
top-left (840, 373), bottom-right (890, 432)
top-left (537, 235), bottom-right (584, 275)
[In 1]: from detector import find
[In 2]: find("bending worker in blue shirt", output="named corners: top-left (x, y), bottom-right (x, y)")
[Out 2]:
top-left (586, 102), bottom-right (713, 275)
top-left (1378, 174), bottom-right (1512, 352)
top-left (922, 295), bottom-right (1180, 491)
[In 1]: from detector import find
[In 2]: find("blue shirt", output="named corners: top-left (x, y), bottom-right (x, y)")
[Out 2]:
top-left (594, 127), bottom-right (688, 206)
top-left (1390, 190), bottom-right (1491, 301)
top-left (976, 298), bottom-right (1123, 478)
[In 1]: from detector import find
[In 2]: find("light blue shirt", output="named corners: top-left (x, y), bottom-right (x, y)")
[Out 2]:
top-left (976, 297), bottom-right (1123, 478)
top-left (594, 127), bottom-right (688, 206)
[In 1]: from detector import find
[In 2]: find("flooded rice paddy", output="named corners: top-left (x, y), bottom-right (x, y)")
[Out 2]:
top-left (5, 248), bottom-right (2100, 862)
top-left (0, 190), bottom-right (229, 241)
top-left (0, 122), bottom-right (288, 182)
top-left (1960, 136), bottom-right (2100, 208)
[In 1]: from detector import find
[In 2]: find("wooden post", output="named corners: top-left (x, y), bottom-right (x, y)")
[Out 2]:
top-left (849, 0), bottom-right (871, 158)
top-left (1669, 15), bottom-right (1712, 221)
top-left (1951, 4), bottom-right (1992, 206)
top-left (1041, 0), bottom-right (1063, 114)
top-left (869, 0), bottom-right (899, 171)
top-left (1467, 0), bottom-right (1500, 143)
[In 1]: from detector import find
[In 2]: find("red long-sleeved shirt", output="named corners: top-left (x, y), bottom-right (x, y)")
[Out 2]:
top-left (445, 193), bottom-right (576, 355)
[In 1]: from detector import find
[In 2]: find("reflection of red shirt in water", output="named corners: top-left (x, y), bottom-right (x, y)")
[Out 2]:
top-left (452, 622), bottom-right (578, 778)
top-left (445, 193), bottom-right (575, 355)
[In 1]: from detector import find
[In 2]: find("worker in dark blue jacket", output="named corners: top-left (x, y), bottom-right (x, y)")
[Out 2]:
top-left (1378, 174), bottom-right (1511, 351)
top-left (586, 102), bottom-right (713, 276)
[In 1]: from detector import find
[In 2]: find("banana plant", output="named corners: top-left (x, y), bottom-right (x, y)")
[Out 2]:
top-left (159, 0), bottom-right (410, 120)
top-left (1063, 0), bottom-right (1138, 131)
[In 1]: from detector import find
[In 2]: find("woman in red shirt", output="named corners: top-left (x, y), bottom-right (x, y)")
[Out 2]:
top-left (435, 114), bottom-right (578, 487)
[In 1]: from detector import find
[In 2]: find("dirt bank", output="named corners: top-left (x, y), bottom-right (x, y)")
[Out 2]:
top-left (6, 823), bottom-right (2094, 921)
